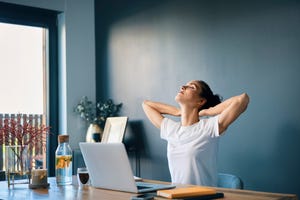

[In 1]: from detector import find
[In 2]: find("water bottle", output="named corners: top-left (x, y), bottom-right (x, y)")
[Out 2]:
top-left (55, 135), bottom-right (72, 185)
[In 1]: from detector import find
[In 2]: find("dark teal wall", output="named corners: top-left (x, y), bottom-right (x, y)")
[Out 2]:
top-left (95, 0), bottom-right (300, 196)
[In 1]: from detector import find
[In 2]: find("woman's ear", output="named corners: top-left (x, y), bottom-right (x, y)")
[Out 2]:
top-left (197, 98), bottom-right (207, 109)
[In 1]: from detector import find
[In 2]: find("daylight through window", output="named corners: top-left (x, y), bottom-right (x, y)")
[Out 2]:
top-left (0, 22), bottom-right (46, 114)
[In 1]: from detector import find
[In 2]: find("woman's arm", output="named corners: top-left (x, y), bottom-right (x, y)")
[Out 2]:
top-left (199, 93), bottom-right (250, 134)
top-left (142, 100), bottom-right (180, 129)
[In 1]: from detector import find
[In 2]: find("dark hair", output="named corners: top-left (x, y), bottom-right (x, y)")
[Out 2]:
top-left (197, 80), bottom-right (222, 110)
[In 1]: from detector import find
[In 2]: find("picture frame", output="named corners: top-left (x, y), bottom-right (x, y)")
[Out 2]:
top-left (101, 116), bottom-right (128, 143)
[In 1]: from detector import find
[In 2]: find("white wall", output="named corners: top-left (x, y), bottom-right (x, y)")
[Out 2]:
top-left (1, 0), bottom-right (96, 148)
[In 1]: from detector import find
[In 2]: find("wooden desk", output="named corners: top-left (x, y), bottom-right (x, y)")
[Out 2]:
top-left (0, 176), bottom-right (297, 200)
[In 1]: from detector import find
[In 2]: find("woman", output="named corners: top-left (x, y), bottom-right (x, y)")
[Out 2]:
top-left (142, 80), bottom-right (249, 186)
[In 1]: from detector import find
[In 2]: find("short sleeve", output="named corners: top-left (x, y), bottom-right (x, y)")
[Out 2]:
top-left (160, 118), bottom-right (179, 140)
top-left (204, 115), bottom-right (223, 138)
top-left (160, 118), bottom-right (169, 140)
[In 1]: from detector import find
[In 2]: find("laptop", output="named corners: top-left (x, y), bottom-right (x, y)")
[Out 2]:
top-left (79, 142), bottom-right (175, 193)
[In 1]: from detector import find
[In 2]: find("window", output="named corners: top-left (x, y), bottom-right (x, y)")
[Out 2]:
top-left (0, 22), bottom-right (45, 114)
top-left (0, 2), bottom-right (59, 176)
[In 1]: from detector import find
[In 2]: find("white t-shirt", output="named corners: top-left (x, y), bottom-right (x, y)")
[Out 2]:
top-left (160, 115), bottom-right (221, 186)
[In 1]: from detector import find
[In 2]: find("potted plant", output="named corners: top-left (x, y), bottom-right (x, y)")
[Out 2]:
top-left (74, 96), bottom-right (122, 142)
top-left (0, 114), bottom-right (50, 187)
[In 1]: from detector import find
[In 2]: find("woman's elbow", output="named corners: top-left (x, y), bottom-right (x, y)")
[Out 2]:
top-left (142, 100), bottom-right (150, 108)
top-left (239, 93), bottom-right (250, 110)
top-left (142, 100), bottom-right (147, 105)
top-left (242, 93), bottom-right (250, 104)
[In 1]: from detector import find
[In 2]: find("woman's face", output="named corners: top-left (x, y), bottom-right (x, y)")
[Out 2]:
top-left (175, 80), bottom-right (204, 108)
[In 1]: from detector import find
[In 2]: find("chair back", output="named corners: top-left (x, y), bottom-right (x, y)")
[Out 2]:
top-left (218, 173), bottom-right (244, 189)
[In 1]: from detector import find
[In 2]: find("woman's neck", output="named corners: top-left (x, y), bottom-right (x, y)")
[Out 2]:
top-left (180, 107), bottom-right (200, 126)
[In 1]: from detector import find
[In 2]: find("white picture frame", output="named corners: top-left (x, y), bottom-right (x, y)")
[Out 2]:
top-left (101, 116), bottom-right (128, 143)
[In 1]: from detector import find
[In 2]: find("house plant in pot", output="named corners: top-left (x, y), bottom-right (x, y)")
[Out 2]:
top-left (0, 114), bottom-right (50, 187)
top-left (74, 96), bottom-right (122, 142)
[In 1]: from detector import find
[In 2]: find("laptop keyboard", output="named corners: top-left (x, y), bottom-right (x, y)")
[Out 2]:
top-left (137, 185), bottom-right (152, 190)
top-left (136, 182), bottom-right (155, 190)
top-left (136, 181), bottom-right (175, 192)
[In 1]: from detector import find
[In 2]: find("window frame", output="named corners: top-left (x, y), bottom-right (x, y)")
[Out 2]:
top-left (0, 2), bottom-right (59, 176)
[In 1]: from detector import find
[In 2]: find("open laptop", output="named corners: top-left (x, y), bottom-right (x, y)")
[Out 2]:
top-left (79, 142), bottom-right (175, 193)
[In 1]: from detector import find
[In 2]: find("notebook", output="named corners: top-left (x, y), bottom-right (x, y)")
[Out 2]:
top-left (79, 142), bottom-right (175, 193)
top-left (157, 186), bottom-right (217, 198)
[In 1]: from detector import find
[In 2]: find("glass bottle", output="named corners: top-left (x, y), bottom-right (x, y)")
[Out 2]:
top-left (55, 135), bottom-right (72, 185)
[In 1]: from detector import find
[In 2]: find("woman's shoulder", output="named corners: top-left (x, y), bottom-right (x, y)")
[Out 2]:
top-left (200, 115), bottom-right (219, 123)
top-left (163, 117), bottom-right (180, 126)
top-left (198, 115), bottom-right (221, 137)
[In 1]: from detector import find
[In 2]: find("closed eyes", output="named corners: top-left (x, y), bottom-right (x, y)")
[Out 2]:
top-left (182, 85), bottom-right (196, 90)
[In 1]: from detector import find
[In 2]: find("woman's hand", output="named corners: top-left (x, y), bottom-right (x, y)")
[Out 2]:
top-left (142, 100), bottom-right (180, 129)
top-left (198, 109), bottom-right (208, 117)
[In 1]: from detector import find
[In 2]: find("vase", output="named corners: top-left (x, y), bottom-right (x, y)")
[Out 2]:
top-left (5, 145), bottom-right (31, 187)
top-left (86, 123), bottom-right (103, 142)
